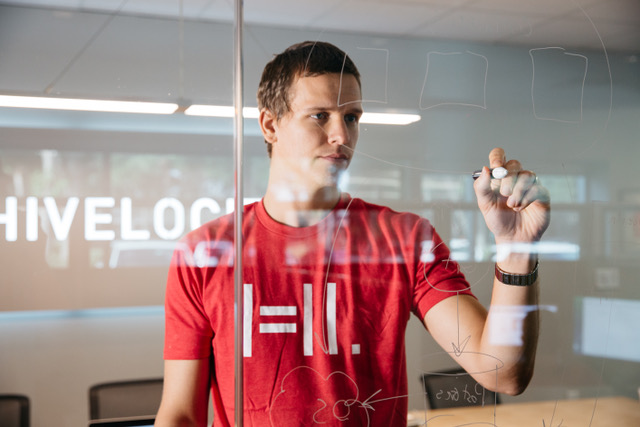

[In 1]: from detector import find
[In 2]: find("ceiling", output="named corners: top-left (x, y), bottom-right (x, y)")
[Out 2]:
top-left (2, 0), bottom-right (639, 52)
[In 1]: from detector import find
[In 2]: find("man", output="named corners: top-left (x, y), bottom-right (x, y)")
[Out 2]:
top-left (156, 41), bottom-right (550, 426)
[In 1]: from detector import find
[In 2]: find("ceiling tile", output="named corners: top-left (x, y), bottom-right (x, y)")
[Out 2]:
top-left (241, 0), bottom-right (350, 29)
top-left (194, 0), bottom-right (234, 21)
top-left (468, 0), bottom-right (580, 16)
top-left (579, 0), bottom-right (640, 25)
top-left (506, 16), bottom-right (620, 51)
top-left (1, 0), bottom-right (637, 52)
top-left (366, 0), bottom-right (471, 6)
top-left (411, 9), bottom-right (549, 44)
top-left (310, 0), bottom-right (448, 37)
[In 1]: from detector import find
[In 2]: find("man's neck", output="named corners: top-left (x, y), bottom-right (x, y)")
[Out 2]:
top-left (263, 184), bottom-right (342, 227)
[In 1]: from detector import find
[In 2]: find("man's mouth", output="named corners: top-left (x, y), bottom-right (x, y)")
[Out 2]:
top-left (321, 153), bottom-right (349, 161)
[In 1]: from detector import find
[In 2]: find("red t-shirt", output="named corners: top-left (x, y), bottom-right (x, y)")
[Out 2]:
top-left (165, 194), bottom-right (474, 426)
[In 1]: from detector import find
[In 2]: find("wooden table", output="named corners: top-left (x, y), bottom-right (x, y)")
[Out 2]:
top-left (407, 396), bottom-right (640, 426)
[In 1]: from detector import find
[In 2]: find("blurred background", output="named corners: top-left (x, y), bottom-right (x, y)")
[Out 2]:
top-left (0, 0), bottom-right (638, 425)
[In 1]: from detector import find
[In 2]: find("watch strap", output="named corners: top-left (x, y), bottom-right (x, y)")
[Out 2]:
top-left (495, 259), bottom-right (539, 286)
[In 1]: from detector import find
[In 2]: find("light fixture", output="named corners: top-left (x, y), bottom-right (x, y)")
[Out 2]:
top-left (0, 95), bottom-right (179, 115)
top-left (360, 112), bottom-right (421, 125)
top-left (0, 95), bottom-right (421, 125)
top-left (184, 105), bottom-right (260, 118)
top-left (185, 104), bottom-right (420, 125)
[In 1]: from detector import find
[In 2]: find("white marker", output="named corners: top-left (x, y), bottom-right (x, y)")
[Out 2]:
top-left (472, 166), bottom-right (508, 180)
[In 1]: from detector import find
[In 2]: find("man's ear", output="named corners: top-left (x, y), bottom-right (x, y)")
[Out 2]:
top-left (259, 109), bottom-right (278, 144)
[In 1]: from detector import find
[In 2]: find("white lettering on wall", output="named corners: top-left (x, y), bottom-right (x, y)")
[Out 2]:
top-left (45, 196), bottom-right (80, 241)
top-left (121, 197), bottom-right (151, 240)
top-left (26, 197), bottom-right (38, 241)
top-left (153, 197), bottom-right (185, 240)
top-left (0, 196), bottom-right (257, 242)
top-left (0, 197), bottom-right (17, 241)
top-left (85, 197), bottom-right (115, 241)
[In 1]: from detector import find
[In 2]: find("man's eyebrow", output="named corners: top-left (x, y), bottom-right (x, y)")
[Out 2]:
top-left (301, 106), bottom-right (329, 112)
top-left (301, 105), bottom-right (363, 114)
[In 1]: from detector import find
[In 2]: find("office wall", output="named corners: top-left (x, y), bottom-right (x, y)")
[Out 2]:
top-left (0, 3), bottom-right (639, 426)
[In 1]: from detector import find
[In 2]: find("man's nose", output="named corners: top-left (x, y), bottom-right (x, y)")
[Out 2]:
top-left (327, 118), bottom-right (350, 145)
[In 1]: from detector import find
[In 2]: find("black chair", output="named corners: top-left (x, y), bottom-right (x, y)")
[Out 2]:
top-left (0, 394), bottom-right (30, 427)
top-left (89, 378), bottom-right (163, 420)
top-left (420, 368), bottom-right (500, 409)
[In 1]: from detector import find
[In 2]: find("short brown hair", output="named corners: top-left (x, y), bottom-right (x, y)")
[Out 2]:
top-left (257, 41), bottom-right (361, 156)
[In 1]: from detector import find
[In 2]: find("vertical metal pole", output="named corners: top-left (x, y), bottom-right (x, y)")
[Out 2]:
top-left (233, 0), bottom-right (244, 426)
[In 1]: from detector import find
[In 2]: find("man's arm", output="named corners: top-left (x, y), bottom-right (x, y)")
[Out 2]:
top-left (424, 275), bottom-right (539, 396)
top-left (424, 147), bottom-right (549, 396)
top-left (155, 359), bottom-right (211, 427)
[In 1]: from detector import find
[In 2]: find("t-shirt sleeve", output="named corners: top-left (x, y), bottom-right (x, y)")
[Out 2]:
top-left (412, 223), bottom-right (476, 321)
top-left (164, 239), bottom-right (213, 360)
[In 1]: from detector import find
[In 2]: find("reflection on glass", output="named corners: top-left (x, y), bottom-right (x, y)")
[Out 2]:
top-left (156, 37), bottom-right (557, 425)
top-left (342, 168), bottom-right (403, 200)
top-left (422, 174), bottom-right (469, 202)
top-left (0, 1), bottom-right (639, 426)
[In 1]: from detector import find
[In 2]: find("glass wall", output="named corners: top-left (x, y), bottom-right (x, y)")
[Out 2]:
top-left (0, 3), bottom-right (236, 425)
top-left (0, 1), bottom-right (638, 426)
top-left (239, 3), bottom-right (639, 425)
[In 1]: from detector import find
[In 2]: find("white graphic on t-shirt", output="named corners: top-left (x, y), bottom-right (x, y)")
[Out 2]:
top-left (318, 198), bottom-right (354, 356)
top-left (243, 282), bottom-right (338, 357)
top-left (259, 305), bottom-right (297, 333)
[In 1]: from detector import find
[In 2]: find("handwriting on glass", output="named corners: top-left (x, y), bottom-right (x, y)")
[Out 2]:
top-left (435, 383), bottom-right (486, 404)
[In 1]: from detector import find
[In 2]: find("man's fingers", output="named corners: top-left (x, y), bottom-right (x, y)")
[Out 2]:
top-left (488, 147), bottom-right (506, 169)
top-left (473, 166), bottom-right (494, 200)
top-left (506, 170), bottom-right (537, 209)
top-left (498, 159), bottom-right (522, 197)
top-left (517, 184), bottom-right (550, 212)
top-left (483, 148), bottom-right (548, 211)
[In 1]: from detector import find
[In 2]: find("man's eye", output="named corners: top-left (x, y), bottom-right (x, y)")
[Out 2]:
top-left (311, 112), bottom-right (327, 120)
top-left (345, 114), bottom-right (359, 123)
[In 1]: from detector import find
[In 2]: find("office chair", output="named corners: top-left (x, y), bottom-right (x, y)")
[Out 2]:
top-left (89, 378), bottom-right (163, 420)
top-left (420, 368), bottom-right (500, 409)
top-left (0, 394), bottom-right (30, 427)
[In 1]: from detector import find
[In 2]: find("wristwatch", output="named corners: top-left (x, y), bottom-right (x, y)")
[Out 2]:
top-left (495, 260), bottom-right (539, 286)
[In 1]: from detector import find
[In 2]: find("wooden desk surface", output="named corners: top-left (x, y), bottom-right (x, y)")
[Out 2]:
top-left (408, 396), bottom-right (640, 427)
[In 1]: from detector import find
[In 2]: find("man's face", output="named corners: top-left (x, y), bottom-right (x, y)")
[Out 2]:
top-left (267, 73), bottom-right (363, 190)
